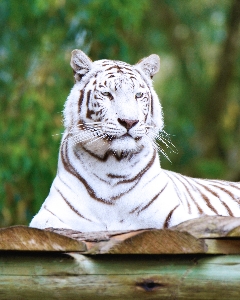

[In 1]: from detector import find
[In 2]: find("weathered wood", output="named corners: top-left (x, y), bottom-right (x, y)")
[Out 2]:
top-left (86, 229), bottom-right (206, 254)
top-left (0, 226), bottom-right (86, 251)
top-left (85, 229), bottom-right (240, 255)
top-left (173, 216), bottom-right (240, 238)
top-left (45, 227), bottom-right (132, 241)
top-left (205, 239), bottom-right (240, 254)
top-left (1, 252), bottom-right (240, 299)
top-left (2, 216), bottom-right (240, 254)
top-left (1, 217), bottom-right (240, 299)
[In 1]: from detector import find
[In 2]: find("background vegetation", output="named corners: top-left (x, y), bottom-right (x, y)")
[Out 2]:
top-left (1, 0), bottom-right (240, 226)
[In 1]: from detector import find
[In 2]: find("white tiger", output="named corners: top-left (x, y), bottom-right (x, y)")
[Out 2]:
top-left (30, 49), bottom-right (240, 231)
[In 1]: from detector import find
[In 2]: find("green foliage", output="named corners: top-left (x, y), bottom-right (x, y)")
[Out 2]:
top-left (0, 0), bottom-right (240, 226)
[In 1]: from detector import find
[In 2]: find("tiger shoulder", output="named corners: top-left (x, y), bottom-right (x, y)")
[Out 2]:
top-left (30, 49), bottom-right (240, 232)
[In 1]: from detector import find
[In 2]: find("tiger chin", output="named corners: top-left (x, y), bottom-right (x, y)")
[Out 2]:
top-left (30, 49), bottom-right (240, 232)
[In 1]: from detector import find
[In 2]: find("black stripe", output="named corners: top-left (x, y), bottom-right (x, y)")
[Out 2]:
top-left (43, 205), bottom-right (66, 225)
top-left (86, 90), bottom-right (93, 119)
top-left (61, 138), bottom-right (144, 202)
top-left (74, 146), bottom-right (144, 200)
top-left (86, 89), bottom-right (92, 107)
top-left (81, 144), bottom-right (110, 162)
top-left (101, 62), bottom-right (110, 66)
top-left (117, 150), bottom-right (157, 185)
top-left (54, 185), bottom-right (92, 221)
top-left (58, 172), bottom-right (74, 192)
top-left (105, 66), bottom-right (119, 71)
top-left (221, 201), bottom-right (234, 216)
top-left (165, 172), bottom-right (191, 214)
top-left (136, 182), bottom-right (168, 215)
top-left (78, 90), bottom-right (84, 114)
top-left (111, 181), bottom-right (139, 201)
top-left (78, 71), bottom-right (101, 114)
top-left (208, 182), bottom-right (240, 215)
top-left (194, 181), bottom-right (231, 215)
top-left (210, 183), bottom-right (239, 201)
top-left (210, 180), bottom-right (240, 187)
top-left (105, 65), bottom-right (134, 72)
top-left (93, 173), bottom-right (110, 184)
top-left (60, 137), bottom-right (113, 205)
top-left (107, 173), bottom-right (127, 179)
top-left (150, 93), bottom-right (154, 117)
top-left (171, 173), bottom-right (204, 214)
top-left (142, 173), bottom-right (161, 188)
top-left (163, 204), bottom-right (180, 228)
top-left (129, 204), bottom-right (141, 214)
top-left (134, 69), bottom-right (154, 119)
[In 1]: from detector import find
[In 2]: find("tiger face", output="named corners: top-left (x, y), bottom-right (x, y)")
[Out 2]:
top-left (64, 50), bottom-right (163, 159)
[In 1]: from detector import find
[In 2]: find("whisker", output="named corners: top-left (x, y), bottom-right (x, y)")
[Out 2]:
top-left (67, 130), bottom-right (96, 145)
top-left (72, 123), bottom-right (103, 130)
top-left (83, 121), bottom-right (103, 125)
top-left (66, 121), bottom-right (107, 147)
top-left (157, 136), bottom-right (177, 153)
top-left (156, 130), bottom-right (177, 154)
top-left (85, 133), bottom-right (108, 145)
top-left (145, 129), bottom-right (174, 162)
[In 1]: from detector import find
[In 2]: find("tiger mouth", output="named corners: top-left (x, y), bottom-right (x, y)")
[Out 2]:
top-left (106, 133), bottom-right (142, 142)
top-left (122, 133), bottom-right (134, 138)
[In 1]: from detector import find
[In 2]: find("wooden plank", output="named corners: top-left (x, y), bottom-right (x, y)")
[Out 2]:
top-left (45, 225), bottom-right (240, 254)
top-left (173, 216), bottom-right (240, 238)
top-left (205, 239), bottom-right (240, 254)
top-left (86, 229), bottom-right (206, 254)
top-left (46, 216), bottom-right (240, 241)
top-left (2, 216), bottom-right (240, 254)
top-left (0, 226), bottom-right (86, 251)
top-left (1, 252), bottom-right (240, 299)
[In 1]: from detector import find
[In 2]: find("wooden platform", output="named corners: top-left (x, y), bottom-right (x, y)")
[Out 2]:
top-left (1, 216), bottom-right (240, 299)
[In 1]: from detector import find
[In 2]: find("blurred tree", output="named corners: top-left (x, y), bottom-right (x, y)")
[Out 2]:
top-left (0, 0), bottom-right (239, 226)
top-left (200, 0), bottom-right (240, 177)
top-left (138, 0), bottom-right (240, 180)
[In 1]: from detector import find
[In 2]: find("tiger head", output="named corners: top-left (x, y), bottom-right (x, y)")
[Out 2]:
top-left (63, 49), bottom-right (163, 159)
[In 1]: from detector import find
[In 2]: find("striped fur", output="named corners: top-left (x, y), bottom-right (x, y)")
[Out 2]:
top-left (30, 50), bottom-right (240, 231)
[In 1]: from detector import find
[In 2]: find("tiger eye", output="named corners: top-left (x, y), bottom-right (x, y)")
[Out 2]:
top-left (102, 92), bottom-right (111, 97)
top-left (136, 92), bottom-right (143, 98)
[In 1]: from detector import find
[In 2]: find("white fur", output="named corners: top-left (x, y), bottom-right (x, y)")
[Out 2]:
top-left (30, 50), bottom-right (240, 231)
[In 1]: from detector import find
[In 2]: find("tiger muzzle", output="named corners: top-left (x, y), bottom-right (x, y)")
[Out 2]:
top-left (117, 118), bottom-right (139, 130)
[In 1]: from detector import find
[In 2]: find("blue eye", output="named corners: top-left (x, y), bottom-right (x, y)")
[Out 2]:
top-left (102, 92), bottom-right (111, 97)
top-left (136, 92), bottom-right (143, 98)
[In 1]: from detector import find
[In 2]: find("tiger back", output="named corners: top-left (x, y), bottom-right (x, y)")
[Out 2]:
top-left (30, 50), bottom-right (240, 231)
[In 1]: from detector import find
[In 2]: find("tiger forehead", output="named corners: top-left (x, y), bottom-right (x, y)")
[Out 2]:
top-left (99, 60), bottom-right (138, 77)
top-left (93, 61), bottom-right (145, 90)
top-left (100, 59), bottom-right (132, 69)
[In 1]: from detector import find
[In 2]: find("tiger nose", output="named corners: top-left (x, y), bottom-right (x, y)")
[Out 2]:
top-left (118, 118), bottom-right (139, 130)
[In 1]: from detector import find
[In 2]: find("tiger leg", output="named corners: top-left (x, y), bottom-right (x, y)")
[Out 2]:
top-left (29, 208), bottom-right (71, 229)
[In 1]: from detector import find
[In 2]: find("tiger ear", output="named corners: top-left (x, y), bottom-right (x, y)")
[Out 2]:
top-left (70, 49), bottom-right (93, 82)
top-left (135, 54), bottom-right (160, 78)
